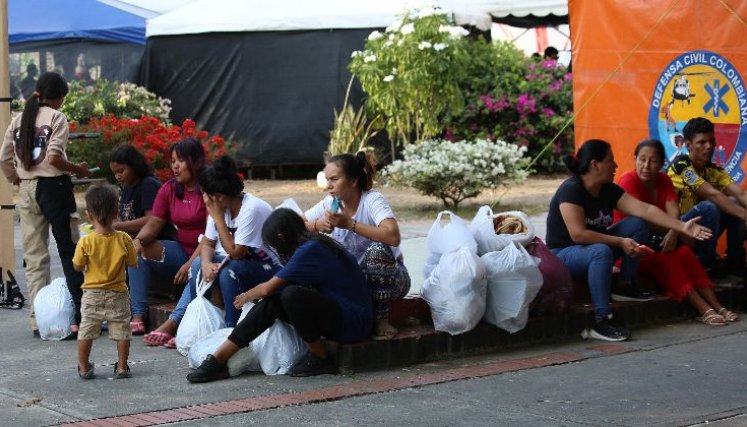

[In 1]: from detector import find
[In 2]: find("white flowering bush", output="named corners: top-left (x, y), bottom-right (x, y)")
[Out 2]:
top-left (61, 79), bottom-right (171, 124)
top-left (382, 139), bottom-right (530, 208)
top-left (349, 6), bottom-right (472, 148)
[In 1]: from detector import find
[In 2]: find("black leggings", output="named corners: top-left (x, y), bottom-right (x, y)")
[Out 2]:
top-left (37, 176), bottom-right (85, 324)
top-left (228, 285), bottom-right (343, 348)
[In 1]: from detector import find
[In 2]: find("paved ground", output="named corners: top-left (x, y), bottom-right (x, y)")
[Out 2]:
top-left (2, 299), bottom-right (747, 426)
top-left (6, 215), bottom-right (747, 426)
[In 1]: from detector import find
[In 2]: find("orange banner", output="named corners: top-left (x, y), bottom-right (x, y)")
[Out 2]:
top-left (570, 0), bottom-right (747, 188)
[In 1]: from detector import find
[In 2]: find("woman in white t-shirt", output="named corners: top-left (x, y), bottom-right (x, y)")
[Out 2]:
top-left (305, 152), bottom-right (410, 340)
top-left (186, 156), bottom-right (279, 327)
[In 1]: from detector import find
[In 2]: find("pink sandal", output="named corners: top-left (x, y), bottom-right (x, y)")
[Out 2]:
top-left (163, 337), bottom-right (177, 349)
top-left (143, 331), bottom-right (174, 346)
top-left (130, 320), bottom-right (147, 335)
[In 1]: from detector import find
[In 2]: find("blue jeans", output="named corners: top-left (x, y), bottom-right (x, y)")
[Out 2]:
top-left (128, 240), bottom-right (189, 317)
top-left (682, 200), bottom-right (746, 268)
top-left (551, 217), bottom-right (649, 321)
top-left (177, 254), bottom-right (281, 327)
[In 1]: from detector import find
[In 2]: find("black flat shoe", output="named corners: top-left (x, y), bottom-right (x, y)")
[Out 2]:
top-left (187, 355), bottom-right (229, 383)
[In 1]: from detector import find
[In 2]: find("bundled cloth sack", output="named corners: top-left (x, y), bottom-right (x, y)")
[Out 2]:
top-left (187, 328), bottom-right (261, 376)
top-left (176, 270), bottom-right (226, 356)
top-left (482, 242), bottom-right (543, 333)
top-left (470, 206), bottom-right (534, 255)
top-left (527, 238), bottom-right (574, 316)
top-left (422, 246), bottom-right (487, 335)
top-left (34, 277), bottom-right (76, 340)
top-left (423, 211), bottom-right (477, 280)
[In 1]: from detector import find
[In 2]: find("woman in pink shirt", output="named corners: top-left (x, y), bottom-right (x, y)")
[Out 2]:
top-left (130, 138), bottom-right (208, 344)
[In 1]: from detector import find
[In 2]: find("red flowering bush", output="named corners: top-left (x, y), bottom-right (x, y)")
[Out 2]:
top-left (68, 115), bottom-right (232, 182)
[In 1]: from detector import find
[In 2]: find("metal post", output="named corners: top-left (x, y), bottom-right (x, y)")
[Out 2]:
top-left (0, 0), bottom-right (15, 278)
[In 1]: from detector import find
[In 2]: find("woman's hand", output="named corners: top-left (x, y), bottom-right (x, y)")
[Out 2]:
top-left (314, 213), bottom-right (334, 233)
top-left (203, 194), bottom-right (224, 220)
top-left (233, 290), bottom-right (254, 310)
top-left (681, 216), bottom-right (713, 241)
top-left (76, 162), bottom-right (91, 178)
top-left (328, 212), bottom-right (353, 230)
top-left (201, 262), bottom-right (222, 282)
top-left (621, 237), bottom-right (644, 257)
top-left (133, 238), bottom-right (144, 257)
top-left (661, 230), bottom-right (678, 253)
top-left (174, 262), bottom-right (191, 285)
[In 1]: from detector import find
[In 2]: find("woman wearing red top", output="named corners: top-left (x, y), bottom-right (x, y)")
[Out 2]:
top-left (614, 139), bottom-right (738, 325)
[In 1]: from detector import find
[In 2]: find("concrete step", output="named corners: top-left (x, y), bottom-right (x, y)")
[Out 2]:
top-left (146, 283), bottom-right (745, 373)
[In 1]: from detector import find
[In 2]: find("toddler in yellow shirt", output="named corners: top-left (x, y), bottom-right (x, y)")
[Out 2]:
top-left (73, 184), bottom-right (137, 379)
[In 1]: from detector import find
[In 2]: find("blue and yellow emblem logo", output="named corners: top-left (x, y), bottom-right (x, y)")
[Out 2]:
top-left (648, 50), bottom-right (747, 183)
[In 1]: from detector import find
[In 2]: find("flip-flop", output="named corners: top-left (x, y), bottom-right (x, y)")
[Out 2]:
top-left (371, 324), bottom-right (399, 341)
top-left (130, 320), bottom-right (147, 335)
top-left (163, 337), bottom-right (177, 349)
top-left (143, 331), bottom-right (174, 346)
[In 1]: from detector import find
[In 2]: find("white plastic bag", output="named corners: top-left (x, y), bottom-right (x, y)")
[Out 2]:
top-left (481, 242), bottom-right (543, 333)
top-left (423, 211), bottom-right (477, 280)
top-left (421, 246), bottom-right (487, 335)
top-left (253, 320), bottom-right (307, 375)
top-left (176, 271), bottom-right (226, 356)
top-left (34, 278), bottom-right (75, 341)
top-left (187, 328), bottom-right (261, 376)
top-left (470, 206), bottom-right (534, 255)
top-left (276, 198), bottom-right (304, 217)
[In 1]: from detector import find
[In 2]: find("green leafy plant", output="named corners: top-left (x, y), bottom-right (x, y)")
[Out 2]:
top-left (328, 76), bottom-right (381, 157)
top-left (60, 79), bottom-right (171, 124)
top-left (382, 139), bottom-right (529, 209)
top-left (348, 6), bottom-right (472, 150)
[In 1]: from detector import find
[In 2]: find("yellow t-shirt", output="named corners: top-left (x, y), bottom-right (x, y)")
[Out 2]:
top-left (73, 230), bottom-right (137, 292)
top-left (666, 154), bottom-right (734, 214)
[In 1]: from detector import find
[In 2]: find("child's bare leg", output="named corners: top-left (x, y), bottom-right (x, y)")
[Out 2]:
top-left (117, 340), bottom-right (130, 372)
top-left (78, 339), bottom-right (93, 372)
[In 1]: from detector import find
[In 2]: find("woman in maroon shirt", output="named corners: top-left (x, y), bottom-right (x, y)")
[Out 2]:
top-left (130, 138), bottom-right (208, 342)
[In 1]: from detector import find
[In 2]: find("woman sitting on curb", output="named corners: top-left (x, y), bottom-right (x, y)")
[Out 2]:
top-left (614, 139), bottom-right (739, 325)
top-left (187, 208), bottom-right (373, 382)
top-left (546, 139), bottom-right (712, 342)
top-left (184, 155), bottom-right (279, 327)
top-left (133, 138), bottom-right (207, 343)
top-left (304, 152), bottom-right (410, 340)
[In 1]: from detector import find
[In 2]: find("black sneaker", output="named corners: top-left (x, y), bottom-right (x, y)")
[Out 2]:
top-left (186, 354), bottom-right (229, 383)
top-left (288, 352), bottom-right (336, 377)
top-left (611, 286), bottom-right (654, 302)
top-left (582, 320), bottom-right (631, 342)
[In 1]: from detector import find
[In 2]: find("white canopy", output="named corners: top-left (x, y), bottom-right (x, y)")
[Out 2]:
top-left (146, 0), bottom-right (493, 37)
top-left (480, 0), bottom-right (567, 18)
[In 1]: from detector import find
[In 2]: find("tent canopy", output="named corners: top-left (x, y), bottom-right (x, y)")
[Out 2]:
top-left (9, 0), bottom-right (146, 45)
top-left (96, 0), bottom-right (194, 19)
top-left (481, 0), bottom-right (568, 27)
top-left (146, 0), bottom-right (493, 37)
